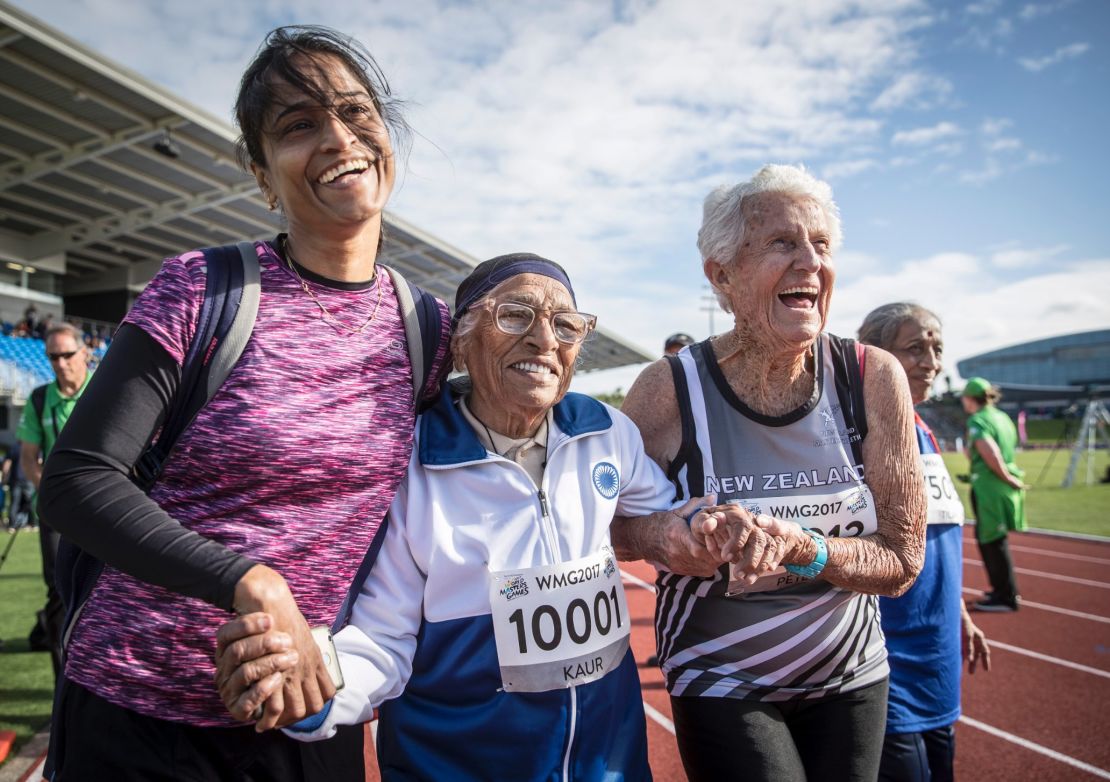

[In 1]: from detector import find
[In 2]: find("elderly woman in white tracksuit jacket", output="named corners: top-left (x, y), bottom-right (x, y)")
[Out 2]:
top-left (213, 254), bottom-right (742, 781)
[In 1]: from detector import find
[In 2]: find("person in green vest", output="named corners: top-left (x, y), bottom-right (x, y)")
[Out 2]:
top-left (961, 377), bottom-right (1026, 612)
top-left (16, 322), bottom-right (92, 678)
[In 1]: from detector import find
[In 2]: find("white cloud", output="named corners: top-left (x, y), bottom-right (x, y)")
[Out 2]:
top-left (827, 253), bottom-right (1110, 381)
top-left (986, 137), bottom-right (1022, 153)
top-left (990, 244), bottom-right (1070, 269)
top-left (892, 121), bottom-right (962, 146)
top-left (981, 117), bottom-right (1013, 136)
top-left (1019, 42), bottom-right (1090, 72)
top-left (966, 0), bottom-right (1003, 15)
top-left (1018, 2), bottom-right (1066, 22)
top-left (870, 71), bottom-right (953, 111)
top-left (822, 159), bottom-right (879, 180)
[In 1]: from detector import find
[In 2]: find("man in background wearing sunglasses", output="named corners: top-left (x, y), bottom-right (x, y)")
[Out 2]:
top-left (16, 322), bottom-right (92, 680)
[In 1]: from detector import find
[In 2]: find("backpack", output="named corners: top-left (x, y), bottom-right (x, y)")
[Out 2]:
top-left (56, 241), bottom-right (447, 651)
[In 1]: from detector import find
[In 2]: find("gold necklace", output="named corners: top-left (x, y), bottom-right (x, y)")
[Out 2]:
top-left (281, 236), bottom-right (383, 337)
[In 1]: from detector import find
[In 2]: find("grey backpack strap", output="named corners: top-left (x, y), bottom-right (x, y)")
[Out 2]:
top-left (205, 241), bottom-right (261, 398)
top-left (383, 265), bottom-right (425, 405)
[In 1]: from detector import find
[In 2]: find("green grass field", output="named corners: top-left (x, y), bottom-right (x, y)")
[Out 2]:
top-left (941, 447), bottom-right (1110, 537)
top-left (0, 529), bottom-right (54, 761)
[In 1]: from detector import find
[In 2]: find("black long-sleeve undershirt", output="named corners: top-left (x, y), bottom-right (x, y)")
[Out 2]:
top-left (38, 324), bottom-right (255, 612)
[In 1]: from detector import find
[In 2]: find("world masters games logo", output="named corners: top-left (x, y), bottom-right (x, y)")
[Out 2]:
top-left (499, 574), bottom-right (529, 601)
top-left (592, 462), bottom-right (620, 499)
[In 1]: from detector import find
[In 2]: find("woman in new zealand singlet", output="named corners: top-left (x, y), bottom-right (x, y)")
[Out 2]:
top-left (612, 164), bottom-right (927, 781)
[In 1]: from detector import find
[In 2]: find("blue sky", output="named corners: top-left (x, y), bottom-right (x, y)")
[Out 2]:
top-left (14, 0), bottom-right (1110, 395)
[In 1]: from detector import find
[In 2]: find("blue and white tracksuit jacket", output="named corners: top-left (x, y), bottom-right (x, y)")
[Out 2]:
top-left (292, 389), bottom-right (675, 781)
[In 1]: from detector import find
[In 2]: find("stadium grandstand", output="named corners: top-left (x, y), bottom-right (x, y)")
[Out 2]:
top-left (0, 1), bottom-right (653, 442)
top-left (955, 329), bottom-right (1110, 408)
top-left (914, 329), bottom-right (1110, 449)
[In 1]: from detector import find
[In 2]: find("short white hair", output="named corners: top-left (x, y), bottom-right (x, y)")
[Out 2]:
top-left (697, 164), bottom-right (842, 313)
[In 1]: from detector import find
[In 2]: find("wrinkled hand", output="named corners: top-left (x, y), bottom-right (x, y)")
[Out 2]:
top-left (649, 495), bottom-right (727, 577)
top-left (699, 504), bottom-right (789, 584)
top-left (226, 565), bottom-right (336, 731)
top-left (962, 611), bottom-right (991, 674)
top-left (215, 612), bottom-right (297, 724)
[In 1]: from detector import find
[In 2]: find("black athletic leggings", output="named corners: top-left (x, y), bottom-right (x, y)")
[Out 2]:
top-left (49, 678), bottom-right (364, 782)
top-left (671, 678), bottom-right (889, 782)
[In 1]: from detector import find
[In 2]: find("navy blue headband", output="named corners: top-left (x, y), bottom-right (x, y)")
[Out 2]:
top-left (452, 253), bottom-right (576, 324)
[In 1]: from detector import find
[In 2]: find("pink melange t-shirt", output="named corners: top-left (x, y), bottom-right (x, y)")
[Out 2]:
top-left (64, 240), bottom-right (449, 726)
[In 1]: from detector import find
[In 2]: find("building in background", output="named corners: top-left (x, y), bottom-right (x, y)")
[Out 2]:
top-left (956, 329), bottom-right (1110, 412)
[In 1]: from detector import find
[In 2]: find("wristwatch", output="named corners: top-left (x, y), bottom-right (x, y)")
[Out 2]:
top-left (784, 528), bottom-right (828, 579)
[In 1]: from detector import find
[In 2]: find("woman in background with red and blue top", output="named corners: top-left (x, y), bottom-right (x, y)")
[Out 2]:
top-left (859, 302), bottom-right (991, 782)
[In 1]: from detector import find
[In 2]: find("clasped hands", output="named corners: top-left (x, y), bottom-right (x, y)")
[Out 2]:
top-left (672, 495), bottom-right (809, 582)
top-left (213, 564), bottom-right (335, 732)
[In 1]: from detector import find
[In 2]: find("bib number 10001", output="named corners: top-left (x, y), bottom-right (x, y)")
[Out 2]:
top-left (507, 586), bottom-right (623, 654)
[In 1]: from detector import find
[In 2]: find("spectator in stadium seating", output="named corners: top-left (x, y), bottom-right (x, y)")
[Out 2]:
top-left (961, 377), bottom-right (1026, 612)
top-left (610, 164), bottom-right (927, 782)
top-left (37, 25), bottom-right (450, 781)
top-left (859, 302), bottom-right (991, 782)
top-left (216, 254), bottom-right (720, 780)
top-left (21, 305), bottom-right (37, 335)
top-left (16, 323), bottom-right (92, 680)
top-left (32, 313), bottom-right (53, 340)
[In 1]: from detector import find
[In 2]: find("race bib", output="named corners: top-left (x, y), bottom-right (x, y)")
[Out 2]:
top-left (488, 546), bottom-right (630, 692)
top-left (922, 453), bottom-right (965, 526)
top-left (724, 484), bottom-right (879, 596)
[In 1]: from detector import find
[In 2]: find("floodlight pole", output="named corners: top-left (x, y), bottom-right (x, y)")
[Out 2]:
top-left (701, 288), bottom-right (717, 336)
top-left (1062, 399), bottom-right (1110, 487)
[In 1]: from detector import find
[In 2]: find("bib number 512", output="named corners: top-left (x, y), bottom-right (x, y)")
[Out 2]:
top-left (507, 586), bottom-right (623, 654)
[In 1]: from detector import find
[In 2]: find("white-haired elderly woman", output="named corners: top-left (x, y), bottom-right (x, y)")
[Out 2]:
top-left (214, 253), bottom-right (712, 781)
top-left (611, 164), bottom-right (927, 781)
top-left (859, 302), bottom-right (990, 782)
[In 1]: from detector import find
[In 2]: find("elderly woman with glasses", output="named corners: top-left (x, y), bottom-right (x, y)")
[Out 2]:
top-left (216, 253), bottom-right (709, 780)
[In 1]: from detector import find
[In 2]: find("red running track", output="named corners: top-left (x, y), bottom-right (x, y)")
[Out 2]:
top-left (363, 527), bottom-right (1110, 781)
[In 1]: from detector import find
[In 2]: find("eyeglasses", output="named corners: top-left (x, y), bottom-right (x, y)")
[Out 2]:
top-left (47, 349), bottom-right (82, 362)
top-left (479, 301), bottom-right (597, 345)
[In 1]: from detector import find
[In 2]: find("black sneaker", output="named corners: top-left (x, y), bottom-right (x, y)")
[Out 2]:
top-left (973, 596), bottom-right (1018, 612)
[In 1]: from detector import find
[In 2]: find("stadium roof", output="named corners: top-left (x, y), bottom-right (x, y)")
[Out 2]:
top-left (956, 329), bottom-right (1110, 401)
top-left (0, 1), bottom-right (652, 372)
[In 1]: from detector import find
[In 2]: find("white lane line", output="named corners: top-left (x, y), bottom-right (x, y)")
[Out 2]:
top-left (622, 570), bottom-right (658, 593)
top-left (965, 538), bottom-right (1110, 566)
top-left (990, 639), bottom-right (1110, 680)
top-left (961, 587), bottom-right (1110, 624)
top-left (963, 558), bottom-right (1110, 589)
top-left (16, 755), bottom-right (45, 782)
top-left (958, 716), bottom-right (1110, 780)
top-left (959, 585), bottom-right (1105, 621)
top-left (1013, 567), bottom-right (1110, 589)
top-left (628, 571), bottom-right (674, 737)
top-left (643, 701), bottom-right (676, 735)
top-left (1010, 544), bottom-right (1110, 566)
